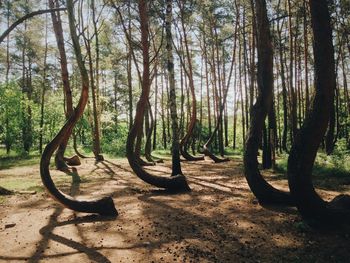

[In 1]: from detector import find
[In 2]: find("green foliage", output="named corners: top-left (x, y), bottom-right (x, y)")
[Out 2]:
top-left (317, 139), bottom-right (350, 176)
top-left (0, 81), bottom-right (23, 152)
top-left (276, 140), bottom-right (350, 191)
top-left (101, 122), bottom-right (129, 157)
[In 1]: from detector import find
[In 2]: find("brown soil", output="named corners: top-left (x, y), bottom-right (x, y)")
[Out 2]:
top-left (0, 158), bottom-right (349, 263)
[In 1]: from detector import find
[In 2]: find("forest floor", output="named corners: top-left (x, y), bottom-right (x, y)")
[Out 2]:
top-left (0, 156), bottom-right (350, 263)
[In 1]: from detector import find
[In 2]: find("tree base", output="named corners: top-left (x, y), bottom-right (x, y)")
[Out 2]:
top-left (95, 154), bottom-right (104, 162)
top-left (64, 155), bottom-right (81, 166)
top-left (55, 156), bottom-right (69, 172)
top-left (0, 186), bottom-right (13, 195)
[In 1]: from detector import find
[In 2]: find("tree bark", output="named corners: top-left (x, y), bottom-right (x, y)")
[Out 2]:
top-left (178, 1), bottom-right (204, 161)
top-left (166, 0), bottom-right (183, 175)
top-left (40, 0), bottom-right (117, 216)
top-left (125, 0), bottom-right (190, 192)
top-left (244, 0), bottom-right (294, 205)
top-left (49, 0), bottom-right (77, 170)
top-left (287, 0), bottom-right (350, 226)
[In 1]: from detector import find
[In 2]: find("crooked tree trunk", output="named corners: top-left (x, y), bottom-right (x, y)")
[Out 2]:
top-left (40, 0), bottom-right (117, 216)
top-left (178, 1), bottom-right (204, 161)
top-left (73, 131), bottom-right (89, 159)
top-left (144, 100), bottom-right (162, 164)
top-left (126, 0), bottom-right (190, 192)
top-left (288, 0), bottom-right (350, 226)
top-left (244, 0), bottom-right (294, 205)
top-left (203, 12), bottom-right (239, 163)
top-left (49, 0), bottom-right (78, 171)
top-left (144, 103), bottom-right (154, 163)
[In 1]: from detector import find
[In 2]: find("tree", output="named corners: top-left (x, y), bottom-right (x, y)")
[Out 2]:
top-left (243, 0), bottom-right (293, 205)
top-left (202, 2), bottom-right (239, 163)
top-left (166, 0), bottom-right (182, 175)
top-left (177, 0), bottom-right (204, 161)
top-left (49, 0), bottom-right (78, 170)
top-left (40, 0), bottom-right (117, 216)
top-left (125, 0), bottom-right (190, 192)
top-left (287, 0), bottom-right (350, 226)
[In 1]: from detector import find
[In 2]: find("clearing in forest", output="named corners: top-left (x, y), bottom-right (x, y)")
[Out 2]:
top-left (0, 158), bottom-right (349, 263)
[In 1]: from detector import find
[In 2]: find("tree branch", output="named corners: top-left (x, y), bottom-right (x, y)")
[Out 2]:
top-left (0, 8), bottom-right (67, 44)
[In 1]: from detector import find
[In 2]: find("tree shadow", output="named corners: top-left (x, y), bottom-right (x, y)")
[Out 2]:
top-left (27, 167), bottom-right (115, 263)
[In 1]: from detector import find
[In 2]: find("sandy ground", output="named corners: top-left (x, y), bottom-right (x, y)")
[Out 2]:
top-left (0, 157), bottom-right (350, 263)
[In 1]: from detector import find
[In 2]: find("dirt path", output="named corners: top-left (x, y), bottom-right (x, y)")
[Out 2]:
top-left (0, 158), bottom-right (349, 262)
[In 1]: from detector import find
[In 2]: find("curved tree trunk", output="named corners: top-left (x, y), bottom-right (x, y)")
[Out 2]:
top-left (203, 11), bottom-right (239, 163)
top-left (73, 131), bottom-right (89, 159)
top-left (49, 0), bottom-right (78, 171)
top-left (144, 104), bottom-right (154, 163)
top-left (134, 112), bottom-right (154, 167)
top-left (243, 0), bottom-right (294, 205)
top-left (126, 0), bottom-right (190, 192)
top-left (40, 0), bottom-right (117, 216)
top-left (287, 0), bottom-right (350, 225)
top-left (178, 1), bottom-right (204, 162)
top-left (145, 100), bottom-right (163, 164)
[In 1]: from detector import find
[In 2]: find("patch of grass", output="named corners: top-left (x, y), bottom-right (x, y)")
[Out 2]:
top-left (0, 178), bottom-right (41, 192)
top-left (0, 196), bottom-right (6, 204)
top-left (274, 152), bottom-right (350, 191)
top-left (0, 151), bottom-right (40, 170)
top-left (27, 186), bottom-right (45, 193)
top-left (224, 147), bottom-right (244, 159)
top-left (152, 149), bottom-right (172, 159)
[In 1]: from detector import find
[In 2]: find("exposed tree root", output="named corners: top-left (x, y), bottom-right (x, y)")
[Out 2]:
top-left (64, 155), bottom-right (81, 166)
top-left (203, 146), bottom-right (230, 163)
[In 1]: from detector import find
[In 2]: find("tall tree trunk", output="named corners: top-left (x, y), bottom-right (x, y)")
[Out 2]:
top-left (203, 12), bottom-right (238, 162)
top-left (288, 0), bottom-right (350, 225)
top-left (4, 0), bottom-right (11, 154)
top-left (203, 33), bottom-right (212, 138)
top-left (277, 21), bottom-right (289, 151)
top-left (40, 0), bottom-right (117, 215)
top-left (153, 66), bottom-right (158, 150)
top-left (244, 0), bottom-right (293, 205)
top-left (166, 0), bottom-right (182, 175)
top-left (49, 0), bottom-right (76, 170)
top-left (127, 1), bottom-right (133, 130)
top-left (178, 1), bottom-right (204, 161)
top-left (303, 0), bottom-right (310, 112)
top-left (239, 41), bottom-right (246, 147)
top-left (161, 72), bottom-right (167, 149)
top-left (90, 0), bottom-right (104, 161)
top-left (125, 0), bottom-right (190, 191)
top-left (86, 39), bottom-right (103, 161)
top-left (287, 0), bottom-right (298, 142)
top-left (39, 10), bottom-right (49, 154)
